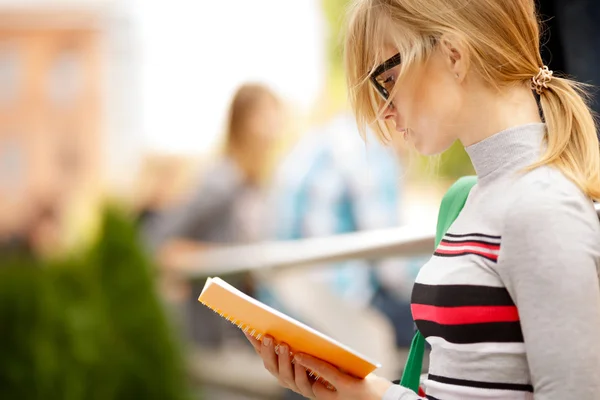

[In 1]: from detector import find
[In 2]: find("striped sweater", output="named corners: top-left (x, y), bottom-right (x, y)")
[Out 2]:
top-left (384, 123), bottom-right (600, 400)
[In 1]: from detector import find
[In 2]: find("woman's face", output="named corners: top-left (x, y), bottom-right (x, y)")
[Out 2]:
top-left (374, 45), bottom-right (466, 155)
top-left (245, 96), bottom-right (282, 147)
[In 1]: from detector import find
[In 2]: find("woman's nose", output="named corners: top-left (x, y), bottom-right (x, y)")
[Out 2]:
top-left (379, 101), bottom-right (396, 120)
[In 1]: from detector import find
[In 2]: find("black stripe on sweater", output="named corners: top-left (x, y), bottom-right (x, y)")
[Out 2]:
top-left (445, 232), bottom-right (502, 240)
top-left (440, 238), bottom-right (500, 246)
top-left (414, 320), bottom-right (524, 344)
top-left (411, 283), bottom-right (515, 307)
top-left (428, 374), bottom-right (534, 392)
top-left (433, 251), bottom-right (498, 263)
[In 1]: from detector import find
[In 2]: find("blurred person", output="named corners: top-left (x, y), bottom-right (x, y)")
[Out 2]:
top-left (262, 113), bottom-right (423, 400)
top-left (143, 83), bottom-right (284, 348)
top-left (267, 112), bottom-right (417, 347)
top-left (259, 113), bottom-right (424, 400)
top-left (246, 0), bottom-right (600, 399)
top-left (0, 201), bottom-right (62, 261)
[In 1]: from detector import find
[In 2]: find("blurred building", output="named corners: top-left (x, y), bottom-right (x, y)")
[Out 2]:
top-left (0, 1), bottom-right (140, 249)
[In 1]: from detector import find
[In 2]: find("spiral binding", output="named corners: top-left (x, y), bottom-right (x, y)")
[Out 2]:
top-left (199, 299), bottom-right (335, 390)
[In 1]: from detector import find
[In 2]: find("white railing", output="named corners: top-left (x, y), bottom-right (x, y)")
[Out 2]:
top-left (178, 203), bottom-right (600, 278)
top-left (178, 225), bottom-right (435, 278)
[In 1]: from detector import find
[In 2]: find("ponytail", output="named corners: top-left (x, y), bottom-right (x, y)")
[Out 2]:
top-left (529, 76), bottom-right (600, 201)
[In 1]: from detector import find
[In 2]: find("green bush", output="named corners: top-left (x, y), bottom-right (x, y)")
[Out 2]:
top-left (0, 205), bottom-right (191, 400)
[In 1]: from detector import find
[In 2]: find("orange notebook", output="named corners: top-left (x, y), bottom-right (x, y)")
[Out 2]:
top-left (197, 276), bottom-right (381, 379)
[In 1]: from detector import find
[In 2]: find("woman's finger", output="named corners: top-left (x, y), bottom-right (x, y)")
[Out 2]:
top-left (294, 363), bottom-right (316, 398)
top-left (294, 353), bottom-right (346, 389)
top-left (243, 332), bottom-right (262, 355)
top-left (276, 343), bottom-right (297, 390)
top-left (311, 381), bottom-right (338, 400)
top-left (261, 336), bottom-right (279, 378)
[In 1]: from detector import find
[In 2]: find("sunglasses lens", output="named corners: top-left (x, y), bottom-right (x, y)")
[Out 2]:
top-left (381, 87), bottom-right (389, 100)
top-left (370, 79), bottom-right (388, 101)
top-left (370, 52), bottom-right (401, 102)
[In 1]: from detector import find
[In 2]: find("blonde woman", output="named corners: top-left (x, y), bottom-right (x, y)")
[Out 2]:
top-left (245, 0), bottom-right (600, 399)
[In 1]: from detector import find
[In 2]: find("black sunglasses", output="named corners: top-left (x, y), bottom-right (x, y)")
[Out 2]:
top-left (369, 53), bottom-right (402, 101)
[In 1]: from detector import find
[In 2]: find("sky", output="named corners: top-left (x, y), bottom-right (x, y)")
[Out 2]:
top-left (132, 0), bottom-right (326, 154)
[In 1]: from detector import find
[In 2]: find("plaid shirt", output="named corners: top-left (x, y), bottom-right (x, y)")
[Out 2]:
top-left (269, 114), bottom-right (402, 306)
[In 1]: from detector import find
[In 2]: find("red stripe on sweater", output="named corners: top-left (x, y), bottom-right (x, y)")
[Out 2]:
top-left (440, 241), bottom-right (500, 251)
top-left (411, 304), bottom-right (520, 325)
top-left (435, 248), bottom-right (498, 261)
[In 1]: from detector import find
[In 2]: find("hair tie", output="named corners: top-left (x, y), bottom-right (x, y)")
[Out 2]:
top-left (531, 66), bottom-right (553, 95)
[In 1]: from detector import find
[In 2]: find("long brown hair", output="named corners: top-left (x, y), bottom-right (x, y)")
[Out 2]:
top-left (223, 83), bottom-right (282, 183)
top-left (225, 84), bottom-right (280, 153)
top-left (344, 0), bottom-right (600, 200)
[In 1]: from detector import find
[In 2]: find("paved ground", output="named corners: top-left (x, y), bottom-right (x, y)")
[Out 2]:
top-left (198, 384), bottom-right (277, 400)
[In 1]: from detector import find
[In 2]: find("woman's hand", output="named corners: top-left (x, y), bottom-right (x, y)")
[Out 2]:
top-left (244, 333), bottom-right (393, 399)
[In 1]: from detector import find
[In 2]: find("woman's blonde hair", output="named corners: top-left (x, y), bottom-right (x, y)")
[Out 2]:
top-left (344, 0), bottom-right (600, 200)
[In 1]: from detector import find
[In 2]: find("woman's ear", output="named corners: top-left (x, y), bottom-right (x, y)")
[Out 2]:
top-left (439, 34), bottom-right (470, 81)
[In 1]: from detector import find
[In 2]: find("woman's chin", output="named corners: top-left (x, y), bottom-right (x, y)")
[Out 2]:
top-left (412, 138), bottom-right (437, 156)
top-left (413, 135), bottom-right (455, 156)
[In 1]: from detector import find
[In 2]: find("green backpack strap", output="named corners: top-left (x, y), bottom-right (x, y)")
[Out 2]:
top-left (399, 176), bottom-right (477, 393)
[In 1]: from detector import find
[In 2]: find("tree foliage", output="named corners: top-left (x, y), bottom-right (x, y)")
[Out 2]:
top-left (0, 206), bottom-right (191, 400)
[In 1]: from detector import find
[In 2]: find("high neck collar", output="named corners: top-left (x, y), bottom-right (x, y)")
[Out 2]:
top-left (465, 123), bottom-right (546, 181)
